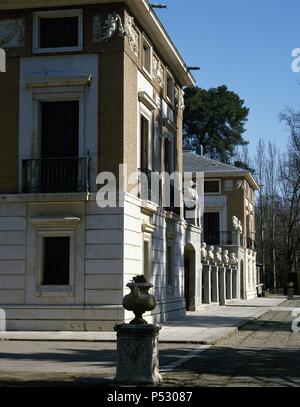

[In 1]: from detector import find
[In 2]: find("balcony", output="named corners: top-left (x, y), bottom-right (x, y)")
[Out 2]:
top-left (22, 156), bottom-right (90, 193)
top-left (204, 230), bottom-right (245, 247)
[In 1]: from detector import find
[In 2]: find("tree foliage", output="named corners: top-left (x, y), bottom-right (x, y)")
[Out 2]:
top-left (183, 85), bottom-right (249, 163)
top-left (255, 109), bottom-right (300, 290)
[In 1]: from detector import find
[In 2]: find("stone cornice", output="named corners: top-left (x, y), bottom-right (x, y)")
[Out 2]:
top-left (0, 0), bottom-right (195, 86)
top-left (138, 91), bottom-right (157, 111)
top-left (29, 216), bottom-right (81, 227)
top-left (25, 74), bottom-right (92, 89)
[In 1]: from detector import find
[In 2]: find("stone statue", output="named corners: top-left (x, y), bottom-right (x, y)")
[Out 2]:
top-left (232, 215), bottom-right (239, 230)
top-left (222, 250), bottom-right (229, 266)
top-left (207, 245), bottom-right (214, 263)
top-left (229, 252), bottom-right (238, 267)
top-left (178, 88), bottom-right (185, 110)
top-left (125, 15), bottom-right (139, 57)
top-left (232, 215), bottom-right (242, 233)
top-left (153, 56), bottom-right (164, 88)
top-left (201, 242), bottom-right (207, 262)
top-left (238, 220), bottom-right (243, 233)
top-left (214, 247), bottom-right (223, 265)
top-left (100, 13), bottom-right (125, 42)
top-left (184, 181), bottom-right (199, 226)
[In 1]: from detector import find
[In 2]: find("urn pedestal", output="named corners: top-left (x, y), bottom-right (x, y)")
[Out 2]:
top-left (114, 324), bottom-right (162, 385)
top-left (114, 275), bottom-right (162, 385)
top-left (287, 282), bottom-right (294, 299)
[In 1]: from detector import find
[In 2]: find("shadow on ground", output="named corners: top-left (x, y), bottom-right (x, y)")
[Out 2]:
top-left (162, 346), bottom-right (300, 387)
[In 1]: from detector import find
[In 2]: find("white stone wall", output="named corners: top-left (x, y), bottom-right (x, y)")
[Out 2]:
top-left (0, 194), bottom-right (202, 331)
top-left (0, 202), bottom-right (26, 305)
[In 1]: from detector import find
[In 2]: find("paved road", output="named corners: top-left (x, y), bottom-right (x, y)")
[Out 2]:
top-left (0, 298), bottom-right (299, 386)
top-left (162, 298), bottom-right (300, 387)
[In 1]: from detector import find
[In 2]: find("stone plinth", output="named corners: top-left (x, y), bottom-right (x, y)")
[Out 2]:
top-left (226, 268), bottom-right (233, 300)
top-left (114, 324), bottom-right (162, 385)
top-left (211, 266), bottom-right (219, 303)
top-left (218, 267), bottom-right (226, 305)
top-left (232, 269), bottom-right (238, 299)
top-left (202, 264), bottom-right (211, 304)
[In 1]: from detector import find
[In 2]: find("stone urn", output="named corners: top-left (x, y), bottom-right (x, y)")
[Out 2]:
top-left (287, 282), bottom-right (294, 299)
top-left (123, 275), bottom-right (157, 325)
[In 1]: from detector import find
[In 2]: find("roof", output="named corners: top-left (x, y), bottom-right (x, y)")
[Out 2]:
top-left (183, 151), bottom-right (260, 190)
top-left (0, 0), bottom-right (196, 86)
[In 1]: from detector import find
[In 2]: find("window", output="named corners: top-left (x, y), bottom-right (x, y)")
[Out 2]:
top-left (166, 71), bottom-right (175, 104)
top-left (204, 180), bottom-right (221, 194)
top-left (143, 238), bottom-right (152, 283)
top-left (140, 115), bottom-right (150, 170)
top-left (33, 9), bottom-right (83, 53)
top-left (142, 36), bottom-right (152, 76)
top-left (204, 212), bottom-right (220, 245)
top-left (166, 243), bottom-right (173, 286)
top-left (43, 237), bottom-right (70, 285)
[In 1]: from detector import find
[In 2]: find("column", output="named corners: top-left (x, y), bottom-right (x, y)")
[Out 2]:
top-left (218, 267), bottom-right (226, 306)
top-left (226, 268), bottom-right (233, 300)
top-left (232, 268), bottom-right (238, 299)
top-left (202, 264), bottom-right (211, 304)
top-left (211, 265), bottom-right (219, 303)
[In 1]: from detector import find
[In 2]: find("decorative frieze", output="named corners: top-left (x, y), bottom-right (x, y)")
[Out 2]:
top-left (0, 19), bottom-right (25, 48)
top-left (176, 88), bottom-right (185, 110)
top-left (124, 15), bottom-right (139, 57)
top-left (153, 55), bottom-right (164, 88)
top-left (93, 13), bottom-right (125, 44)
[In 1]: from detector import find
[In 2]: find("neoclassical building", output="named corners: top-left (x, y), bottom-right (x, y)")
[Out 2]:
top-left (0, 0), bottom-right (203, 330)
top-left (183, 151), bottom-right (260, 303)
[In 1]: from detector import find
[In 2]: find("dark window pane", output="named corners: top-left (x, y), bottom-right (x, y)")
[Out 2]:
top-left (140, 115), bottom-right (149, 169)
top-left (43, 237), bottom-right (70, 285)
top-left (40, 17), bottom-right (78, 48)
top-left (41, 101), bottom-right (79, 158)
top-left (41, 101), bottom-right (79, 193)
top-left (166, 244), bottom-right (173, 285)
top-left (204, 212), bottom-right (220, 245)
top-left (204, 180), bottom-right (220, 193)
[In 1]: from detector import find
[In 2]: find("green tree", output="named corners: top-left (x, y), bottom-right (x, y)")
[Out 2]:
top-left (183, 85), bottom-right (249, 163)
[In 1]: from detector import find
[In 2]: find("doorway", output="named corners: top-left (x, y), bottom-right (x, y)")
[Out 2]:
top-left (240, 260), bottom-right (244, 299)
top-left (41, 101), bottom-right (79, 192)
top-left (184, 244), bottom-right (196, 311)
top-left (204, 212), bottom-right (220, 245)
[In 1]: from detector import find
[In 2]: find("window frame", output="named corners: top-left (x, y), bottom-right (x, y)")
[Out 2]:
top-left (138, 103), bottom-right (153, 171)
top-left (166, 241), bottom-right (174, 293)
top-left (33, 9), bottom-right (83, 54)
top-left (38, 230), bottom-right (75, 294)
top-left (142, 233), bottom-right (153, 284)
top-left (142, 35), bottom-right (153, 78)
top-left (204, 179), bottom-right (221, 195)
top-left (166, 69), bottom-right (175, 105)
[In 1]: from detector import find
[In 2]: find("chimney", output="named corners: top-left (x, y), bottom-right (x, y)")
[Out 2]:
top-left (196, 145), bottom-right (204, 156)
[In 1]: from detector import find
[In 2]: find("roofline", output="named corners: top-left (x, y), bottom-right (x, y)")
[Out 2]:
top-left (202, 171), bottom-right (260, 190)
top-left (0, 0), bottom-right (196, 86)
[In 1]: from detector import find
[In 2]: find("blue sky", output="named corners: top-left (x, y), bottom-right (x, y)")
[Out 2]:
top-left (157, 0), bottom-right (300, 155)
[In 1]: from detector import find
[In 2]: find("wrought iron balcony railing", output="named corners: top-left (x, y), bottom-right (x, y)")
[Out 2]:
top-left (204, 231), bottom-right (245, 247)
top-left (22, 156), bottom-right (90, 193)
